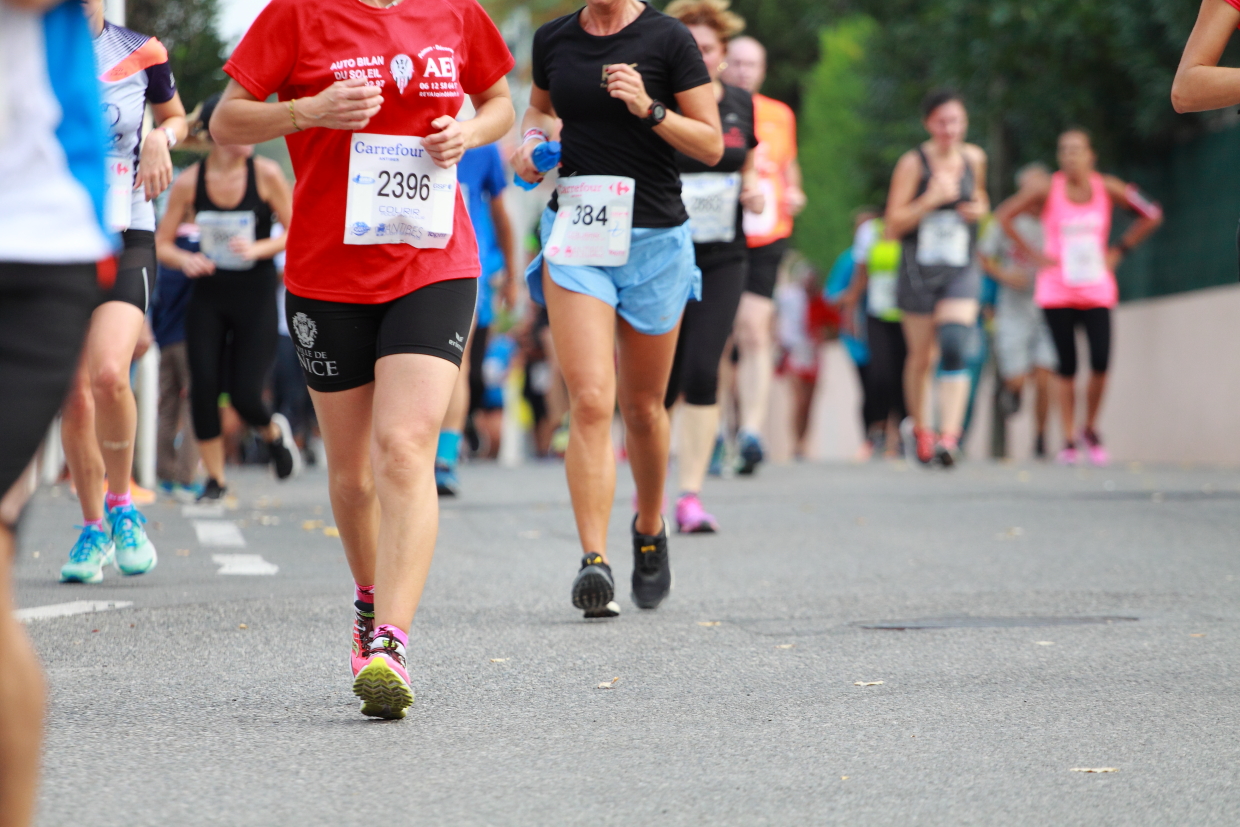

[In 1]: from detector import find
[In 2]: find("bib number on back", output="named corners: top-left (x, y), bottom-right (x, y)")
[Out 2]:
top-left (742, 177), bottom-right (778, 237)
top-left (545, 175), bottom-right (635, 267)
top-left (916, 210), bottom-right (970, 267)
top-left (680, 172), bottom-right (741, 244)
top-left (344, 134), bottom-right (456, 248)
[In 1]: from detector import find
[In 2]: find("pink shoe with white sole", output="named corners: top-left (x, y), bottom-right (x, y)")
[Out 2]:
top-left (1082, 429), bottom-right (1109, 467)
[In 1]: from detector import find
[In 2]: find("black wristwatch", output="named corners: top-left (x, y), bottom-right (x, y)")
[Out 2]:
top-left (642, 100), bottom-right (667, 127)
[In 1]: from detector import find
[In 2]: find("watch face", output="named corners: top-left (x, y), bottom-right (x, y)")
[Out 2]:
top-left (653, 103), bottom-right (667, 120)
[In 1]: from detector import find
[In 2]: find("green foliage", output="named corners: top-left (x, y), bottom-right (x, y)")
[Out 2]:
top-left (128, 0), bottom-right (226, 112)
top-left (794, 17), bottom-right (875, 270)
top-left (852, 0), bottom-right (1204, 198)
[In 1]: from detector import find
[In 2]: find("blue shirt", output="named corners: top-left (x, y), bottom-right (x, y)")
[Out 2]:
top-left (825, 248), bottom-right (868, 366)
top-left (458, 145), bottom-right (507, 327)
top-left (150, 237), bottom-right (198, 347)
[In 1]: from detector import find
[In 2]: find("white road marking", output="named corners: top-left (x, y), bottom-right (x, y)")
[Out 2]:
top-left (193, 520), bottom-right (246, 547)
top-left (182, 504), bottom-right (226, 518)
top-left (15, 600), bottom-right (133, 623)
top-left (212, 554), bottom-right (278, 575)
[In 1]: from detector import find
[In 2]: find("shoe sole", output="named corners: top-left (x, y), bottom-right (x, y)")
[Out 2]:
top-left (60, 569), bottom-right (104, 584)
top-left (436, 483), bottom-right (458, 497)
top-left (572, 568), bottom-right (615, 614)
top-left (353, 659), bottom-right (414, 720)
top-left (583, 601), bottom-right (621, 618)
top-left (676, 522), bottom-right (717, 534)
top-left (271, 413), bottom-right (301, 479)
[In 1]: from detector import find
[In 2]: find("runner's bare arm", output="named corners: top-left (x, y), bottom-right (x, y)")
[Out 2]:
top-left (784, 158), bottom-right (807, 216)
top-left (236, 157), bottom-right (294, 262)
top-left (138, 94), bottom-right (188, 202)
top-left (424, 77), bottom-right (514, 169)
top-left (154, 168), bottom-right (215, 278)
top-left (1103, 175), bottom-right (1163, 267)
top-left (605, 66), bottom-right (722, 165)
top-left (1173, 0), bottom-right (1240, 112)
top-left (955, 144), bottom-right (989, 222)
top-left (512, 85), bottom-right (558, 185)
top-left (994, 178), bottom-right (1052, 268)
top-left (739, 148), bottom-right (764, 216)
top-left (885, 151), bottom-right (956, 238)
top-left (211, 78), bottom-right (383, 145)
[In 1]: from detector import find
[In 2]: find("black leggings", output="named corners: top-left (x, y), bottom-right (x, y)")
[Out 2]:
top-left (665, 248), bottom-right (747, 408)
top-left (1043, 307), bottom-right (1110, 378)
top-left (864, 316), bottom-right (907, 427)
top-left (0, 262), bottom-right (99, 501)
top-left (186, 270), bottom-right (278, 440)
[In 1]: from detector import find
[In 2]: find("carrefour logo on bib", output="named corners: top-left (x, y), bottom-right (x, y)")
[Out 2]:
top-left (353, 139), bottom-right (426, 158)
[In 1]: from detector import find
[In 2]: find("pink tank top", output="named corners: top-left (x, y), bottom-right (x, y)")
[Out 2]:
top-left (1035, 171), bottom-right (1116, 309)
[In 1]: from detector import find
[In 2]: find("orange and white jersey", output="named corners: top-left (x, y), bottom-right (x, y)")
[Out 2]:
top-left (743, 93), bottom-right (797, 248)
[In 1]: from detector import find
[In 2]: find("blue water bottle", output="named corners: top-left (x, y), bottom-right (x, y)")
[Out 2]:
top-left (514, 141), bottom-right (561, 191)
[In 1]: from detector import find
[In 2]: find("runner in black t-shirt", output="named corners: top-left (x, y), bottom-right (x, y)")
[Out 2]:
top-left (662, 0), bottom-right (761, 535)
top-left (513, 0), bottom-right (723, 619)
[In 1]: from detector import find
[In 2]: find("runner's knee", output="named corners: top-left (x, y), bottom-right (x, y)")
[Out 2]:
top-left (937, 323), bottom-right (970, 374)
top-left (570, 385), bottom-right (613, 429)
top-left (89, 361), bottom-right (131, 402)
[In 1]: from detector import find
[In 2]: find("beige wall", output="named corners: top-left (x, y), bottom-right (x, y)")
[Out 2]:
top-left (770, 283), bottom-right (1240, 466)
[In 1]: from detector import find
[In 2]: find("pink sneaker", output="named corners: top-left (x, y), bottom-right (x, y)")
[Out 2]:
top-left (352, 632), bottom-right (414, 719)
top-left (1082, 429), bottom-right (1109, 467)
top-left (1057, 445), bottom-right (1079, 465)
top-left (675, 493), bottom-right (719, 534)
top-left (350, 599), bottom-right (374, 678)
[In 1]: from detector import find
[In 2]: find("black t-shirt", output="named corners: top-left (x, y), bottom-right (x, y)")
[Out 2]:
top-left (532, 3), bottom-right (712, 228)
top-left (676, 83), bottom-right (757, 253)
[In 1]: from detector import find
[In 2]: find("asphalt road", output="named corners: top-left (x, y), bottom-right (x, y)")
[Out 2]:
top-left (13, 456), bottom-right (1240, 826)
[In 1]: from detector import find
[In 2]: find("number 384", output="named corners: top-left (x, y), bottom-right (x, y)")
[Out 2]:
top-left (377, 171), bottom-right (431, 201)
top-left (572, 204), bottom-right (608, 226)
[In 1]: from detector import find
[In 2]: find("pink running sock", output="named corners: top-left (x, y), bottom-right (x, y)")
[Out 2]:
top-left (84, 518), bottom-right (105, 530)
top-left (104, 490), bottom-right (132, 510)
top-left (355, 583), bottom-right (375, 603)
top-left (374, 624), bottom-right (407, 648)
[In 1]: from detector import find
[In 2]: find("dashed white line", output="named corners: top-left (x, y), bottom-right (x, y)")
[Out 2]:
top-left (182, 503), bottom-right (226, 518)
top-left (15, 600), bottom-right (134, 623)
top-left (212, 554), bottom-right (278, 575)
top-left (193, 520), bottom-right (246, 547)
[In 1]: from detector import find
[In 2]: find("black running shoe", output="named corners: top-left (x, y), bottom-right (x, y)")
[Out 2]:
top-left (197, 478), bottom-right (226, 502)
top-left (268, 438), bottom-right (295, 479)
top-left (630, 517), bottom-right (671, 610)
top-left (572, 553), bottom-right (620, 618)
top-left (1034, 432), bottom-right (1047, 460)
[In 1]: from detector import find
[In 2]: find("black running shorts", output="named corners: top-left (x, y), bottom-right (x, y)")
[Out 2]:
top-left (0, 262), bottom-right (100, 500)
top-left (103, 229), bottom-right (155, 313)
top-left (744, 237), bottom-right (787, 299)
top-left (284, 277), bottom-right (478, 393)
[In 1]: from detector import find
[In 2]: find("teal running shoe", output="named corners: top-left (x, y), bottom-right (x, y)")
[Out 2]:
top-left (434, 461), bottom-right (460, 497)
top-left (60, 524), bottom-right (115, 584)
top-left (707, 435), bottom-right (726, 477)
top-left (107, 503), bottom-right (157, 576)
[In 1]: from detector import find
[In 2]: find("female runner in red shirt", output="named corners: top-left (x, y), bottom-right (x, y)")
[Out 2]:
top-left (212, 0), bottom-right (514, 719)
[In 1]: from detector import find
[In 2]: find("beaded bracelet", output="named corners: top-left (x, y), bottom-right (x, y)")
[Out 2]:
top-left (288, 99), bottom-right (302, 131)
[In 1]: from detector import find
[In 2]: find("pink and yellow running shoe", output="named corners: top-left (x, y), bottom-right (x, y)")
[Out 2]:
top-left (675, 493), bottom-right (718, 534)
top-left (352, 632), bottom-right (413, 720)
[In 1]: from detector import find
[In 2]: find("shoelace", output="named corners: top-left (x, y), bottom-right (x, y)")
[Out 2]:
top-left (111, 508), bottom-right (147, 548)
top-left (369, 635), bottom-right (406, 669)
top-left (354, 602), bottom-right (375, 653)
top-left (69, 526), bottom-right (109, 563)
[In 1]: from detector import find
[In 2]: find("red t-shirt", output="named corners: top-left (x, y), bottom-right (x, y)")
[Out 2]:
top-left (223, 0), bottom-right (514, 304)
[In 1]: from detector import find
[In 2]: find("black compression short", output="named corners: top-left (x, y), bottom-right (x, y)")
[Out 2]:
top-left (1043, 306), bottom-right (1111, 378)
top-left (284, 278), bottom-right (478, 393)
top-left (103, 229), bottom-right (155, 313)
top-left (744, 237), bottom-right (788, 299)
top-left (0, 262), bottom-right (99, 500)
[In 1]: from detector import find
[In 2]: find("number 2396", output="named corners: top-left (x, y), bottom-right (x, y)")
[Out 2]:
top-left (377, 171), bottom-right (432, 201)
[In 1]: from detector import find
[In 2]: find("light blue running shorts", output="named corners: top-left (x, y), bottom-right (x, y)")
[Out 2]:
top-left (525, 207), bottom-right (701, 336)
